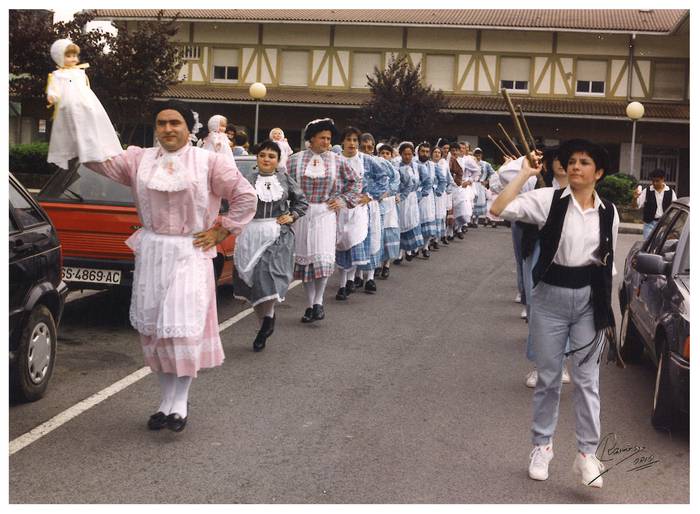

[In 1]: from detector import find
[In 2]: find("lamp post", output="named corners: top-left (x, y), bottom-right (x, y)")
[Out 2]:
top-left (626, 101), bottom-right (645, 176)
top-left (249, 82), bottom-right (267, 145)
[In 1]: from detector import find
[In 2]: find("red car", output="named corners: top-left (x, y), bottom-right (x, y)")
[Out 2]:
top-left (37, 157), bottom-right (256, 291)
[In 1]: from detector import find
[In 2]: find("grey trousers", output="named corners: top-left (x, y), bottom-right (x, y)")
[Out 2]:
top-left (529, 282), bottom-right (602, 453)
top-left (511, 223), bottom-right (525, 303)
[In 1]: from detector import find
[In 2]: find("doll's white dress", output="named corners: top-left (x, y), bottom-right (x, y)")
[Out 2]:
top-left (46, 67), bottom-right (122, 169)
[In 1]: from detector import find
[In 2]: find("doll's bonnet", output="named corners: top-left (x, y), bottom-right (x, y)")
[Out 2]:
top-left (50, 39), bottom-right (75, 67)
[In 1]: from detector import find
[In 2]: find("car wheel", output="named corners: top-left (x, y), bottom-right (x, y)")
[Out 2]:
top-left (619, 306), bottom-right (644, 363)
top-left (651, 350), bottom-right (676, 430)
top-left (10, 305), bottom-right (57, 403)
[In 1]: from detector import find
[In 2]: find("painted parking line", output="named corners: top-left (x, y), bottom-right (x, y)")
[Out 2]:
top-left (9, 280), bottom-right (302, 456)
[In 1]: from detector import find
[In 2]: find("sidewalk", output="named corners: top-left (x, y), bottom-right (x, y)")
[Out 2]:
top-left (619, 222), bottom-right (643, 235)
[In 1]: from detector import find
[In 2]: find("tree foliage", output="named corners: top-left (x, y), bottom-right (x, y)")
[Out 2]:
top-left (352, 54), bottom-right (448, 143)
top-left (9, 9), bottom-right (183, 144)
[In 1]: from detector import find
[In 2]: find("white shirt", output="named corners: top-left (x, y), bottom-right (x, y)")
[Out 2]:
top-left (498, 156), bottom-right (537, 193)
top-left (636, 185), bottom-right (676, 219)
top-left (500, 186), bottom-right (619, 275)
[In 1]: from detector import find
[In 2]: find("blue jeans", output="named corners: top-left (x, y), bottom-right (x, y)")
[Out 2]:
top-left (643, 220), bottom-right (658, 240)
top-left (511, 223), bottom-right (525, 304)
top-left (529, 283), bottom-right (602, 453)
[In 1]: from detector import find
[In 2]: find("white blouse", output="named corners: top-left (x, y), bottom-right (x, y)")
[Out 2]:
top-left (501, 186), bottom-right (619, 275)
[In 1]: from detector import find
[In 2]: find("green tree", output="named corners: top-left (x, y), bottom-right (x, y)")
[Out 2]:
top-left (9, 9), bottom-right (183, 145)
top-left (353, 54), bottom-right (448, 143)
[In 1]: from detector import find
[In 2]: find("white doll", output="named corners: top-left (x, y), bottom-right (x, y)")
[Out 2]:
top-left (199, 115), bottom-right (232, 155)
top-left (46, 39), bottom-right (122, 169)
top-left (269, 127), bottom-right (293, 169)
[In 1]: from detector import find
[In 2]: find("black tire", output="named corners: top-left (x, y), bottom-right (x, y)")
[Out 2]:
top-left (10, 305), bottom-right (57, 402)
top-left (651, 350), bottom-right (675, 430)
top-left (619, 306), bottom-right (644, 363)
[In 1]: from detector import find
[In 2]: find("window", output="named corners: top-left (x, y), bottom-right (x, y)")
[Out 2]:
top-left (211, 48), bottom-right (239, 83)
top-left (9, 213), bottom-right (19, 233)
top-left (279, 50), bottom-right (309, 86)
top-left (499, 57), bottom-right (530, 92)
top-left (9, 182), bottom-right (44, 228)
top-left (653, 62), bottom-right (686, 100)
top-left (575, 60), bottom-right (606, 95)
top-left (351, 52), bottom-right (382, 88)
top-left (645, 208), bottom-right (679, 254)
top-left (425, 55), bottom-right (455, 91)
top-left (181, 45), bottom-right (201, 61)
top-left (641, 146), bottom-right (679, 186)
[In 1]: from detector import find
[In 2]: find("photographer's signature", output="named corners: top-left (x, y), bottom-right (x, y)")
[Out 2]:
top-left (593, 433), bottom-right (660, 482)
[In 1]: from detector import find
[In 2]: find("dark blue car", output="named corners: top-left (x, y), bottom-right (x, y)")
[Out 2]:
top-left (618, 197), bottom-right (689, 430)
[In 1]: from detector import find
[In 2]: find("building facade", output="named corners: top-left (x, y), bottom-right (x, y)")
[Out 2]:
top-left (90, 9), bottom-right (689, 194)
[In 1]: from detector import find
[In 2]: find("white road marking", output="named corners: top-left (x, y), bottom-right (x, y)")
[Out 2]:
top-left (9, 280), bottom-right (302, 456)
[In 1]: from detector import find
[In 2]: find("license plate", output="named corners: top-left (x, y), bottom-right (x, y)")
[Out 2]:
top-left (61, 267), bottom-right (122, 285)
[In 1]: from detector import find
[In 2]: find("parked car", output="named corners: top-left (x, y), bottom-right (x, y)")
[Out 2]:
top-left (9, 173), bottom-right (69, 402)
top-left (36, 155), bottom-right (257, 291)
top-left (618, 197), bottom-right (689, 430)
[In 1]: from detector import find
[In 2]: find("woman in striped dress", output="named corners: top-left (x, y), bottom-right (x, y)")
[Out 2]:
top-left (377, 143), bottom-right (401, 278)
top-left (396, 142), bottom-right (425, 261)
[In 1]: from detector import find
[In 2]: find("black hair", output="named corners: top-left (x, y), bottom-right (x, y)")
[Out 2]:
top-left (541, 146), bottom-right (560, 187)
top-left (417, 142), bottom-right (431, 152)
top-left (340, 126), bottom-right (362, 142)
top-left (650, 168), bottom-right (666, 180)
top-left (255, 139), bottom-right (281, 159)
top-left (235, 132), bottom-right (248, 146)
top-left (398, 142), bottom-right (414, 154)
top-left (449, 142), bottom-right (461, 151)
top-left (558, 139), bottom-right (609, 179)
top-left (304, 118), bottom-right (338, 141)
top-left (360, 132), bottom-right (375, 144)
top-left (226, 123), bottom-right (237, 134)
top-left (377, 143), bottom-right (393, 154)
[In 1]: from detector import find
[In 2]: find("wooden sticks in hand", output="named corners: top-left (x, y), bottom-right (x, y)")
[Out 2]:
top-left (500, 88), bottom-right (537, 167)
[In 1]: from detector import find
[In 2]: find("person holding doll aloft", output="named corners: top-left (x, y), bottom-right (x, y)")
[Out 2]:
top-left (46, 39), bottom-right (122, 169)
top-left (199, 115), bottom-right (234, 161)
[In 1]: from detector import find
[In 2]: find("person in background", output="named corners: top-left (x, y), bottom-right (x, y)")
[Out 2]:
top-left (632, 168), bottom-right (677, 239)
top-left (377, 143), bottom-right (402, 278)
top-left (233, 132), bottom-right (249, 156)
top-left (225, 124), bottom-right (237, 150)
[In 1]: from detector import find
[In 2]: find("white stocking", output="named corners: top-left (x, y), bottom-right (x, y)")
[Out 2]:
top-left (339, 269), bottom-right (349, 288)
top-left (313, 277), bottom-right (329, 305)
top-left (157, 372), bottom-right (177, 414)
top-left (304, 281), bottom-right (316, 308)
top-left (171, 376), bottom-right (193, 418)
top-left (366, 269), bottom-right (375, 281)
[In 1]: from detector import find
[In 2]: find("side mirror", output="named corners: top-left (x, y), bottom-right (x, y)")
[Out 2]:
top-left (632, 252), bottom-right (670, 276)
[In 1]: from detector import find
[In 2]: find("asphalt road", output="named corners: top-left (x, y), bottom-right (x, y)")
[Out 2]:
top-left (9, 227), bottom-right (689, 503)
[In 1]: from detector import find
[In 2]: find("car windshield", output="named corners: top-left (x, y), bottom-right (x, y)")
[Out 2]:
top-left (38, 156), bottom-right (258, 206)
top-left (678, 235), bottom-right (690, 275)
top-left (38, 164), bottom-right (134, 205)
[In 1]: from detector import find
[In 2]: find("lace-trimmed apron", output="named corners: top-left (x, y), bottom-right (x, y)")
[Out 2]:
top-left (126, 148), bottom-right (212, 339)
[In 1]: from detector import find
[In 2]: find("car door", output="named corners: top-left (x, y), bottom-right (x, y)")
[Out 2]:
top-left (635, 207), bottom-right (688, 347)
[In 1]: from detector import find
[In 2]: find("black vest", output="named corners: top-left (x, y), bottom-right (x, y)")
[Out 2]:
top-left (532, 189), bottom-right (615, 331)
top-left (642, 187), bottom-right (673, 223)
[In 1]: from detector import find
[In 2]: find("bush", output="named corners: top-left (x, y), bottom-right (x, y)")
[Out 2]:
top-left (596, 173), bottom-right (637, 208)
top-left (9, 143), bottom-right (56, 175)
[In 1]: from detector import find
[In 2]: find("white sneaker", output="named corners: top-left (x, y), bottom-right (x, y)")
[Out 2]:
top-left (525, 369), bottom-right (538, 388)
top-left (520, 307), bottom-right (528, 319)
top-left (562, 366), bottom-right (571, 384)
top-left (528, 444), bottom-right (554, 481)
top-left (572, 452), bottom-right (605, 488)
top-left (514, 293), bottom-right (522, 303)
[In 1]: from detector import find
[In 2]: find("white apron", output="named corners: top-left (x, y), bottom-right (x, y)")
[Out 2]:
top-left (294, 203), bottom-right (336, 266)
top-left (382, 196), bottom-right (399, 229)
top-left (127, 148), bottom-right (212, 339)
top-left (336, 204), bottom-right (369, 251)
top-left (399, 191), bottom-right (420, 232)
top-left (419, 191), bottom-right (436, 223)
top-left (435, 193), bottom-right (447, 219)
top-left (452, 187), bottom-right (468, 221)
top-left (368, 199), bottom-right (382, 255)
top-left (446, 192), bottom-right (453, 210)
top-left (234, 218), bottom-right (281, 287)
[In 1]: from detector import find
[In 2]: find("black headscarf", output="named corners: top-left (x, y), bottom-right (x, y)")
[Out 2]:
top-left (153, 99), bottom-right (196, 132)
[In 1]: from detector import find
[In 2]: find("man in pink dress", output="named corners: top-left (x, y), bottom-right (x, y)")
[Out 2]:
top-left (83, 100), bottom-right (257, 432)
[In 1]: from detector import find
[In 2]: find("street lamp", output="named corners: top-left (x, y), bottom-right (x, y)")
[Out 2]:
top-left (249, 82), bottom-right (267, 145)
top-left (626, 101), bottom-right (645, 175)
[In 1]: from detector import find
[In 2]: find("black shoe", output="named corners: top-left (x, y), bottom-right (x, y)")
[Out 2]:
top-left (354, 277), bottom-right (364, 289)
top-left (393, 258), bottom-right (403, 265)
top-left (374, 268), bottom-right (382, 277)
top-left (441, 236), bottom-right (450, 245)
top-left (456, 231), bottom-right (464, 239)
top-left (430, 240), bottom-right (439, 251)
top-left (364, 279), bottom-right (377, 294)
top-left (301, 307), bottom-right (315, 323)
top-left (405, 252), bottom-right (414, 262)
top-left (253, 316), bottom-right (274, 352)
top-left (166, 413), bottom-right (188, 432)
top-left (345, 280), bottom-right (355, 294)
top-left (380, 266), bottom-right (390, 279)
top-left (253, 332), bottom-right (267, 352)
top-left (447, 235), bottom-right (454, 241)
top-left (421, 249), bottom-right (431, 259)
top-left (312, 304), bottom-right (325, 320)
top-left (462, 226), bottom-right (468, 233)
top-left (147, 411), bottom-right (168, 431)
top-left (336, 287), bottom-right (348, 301)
